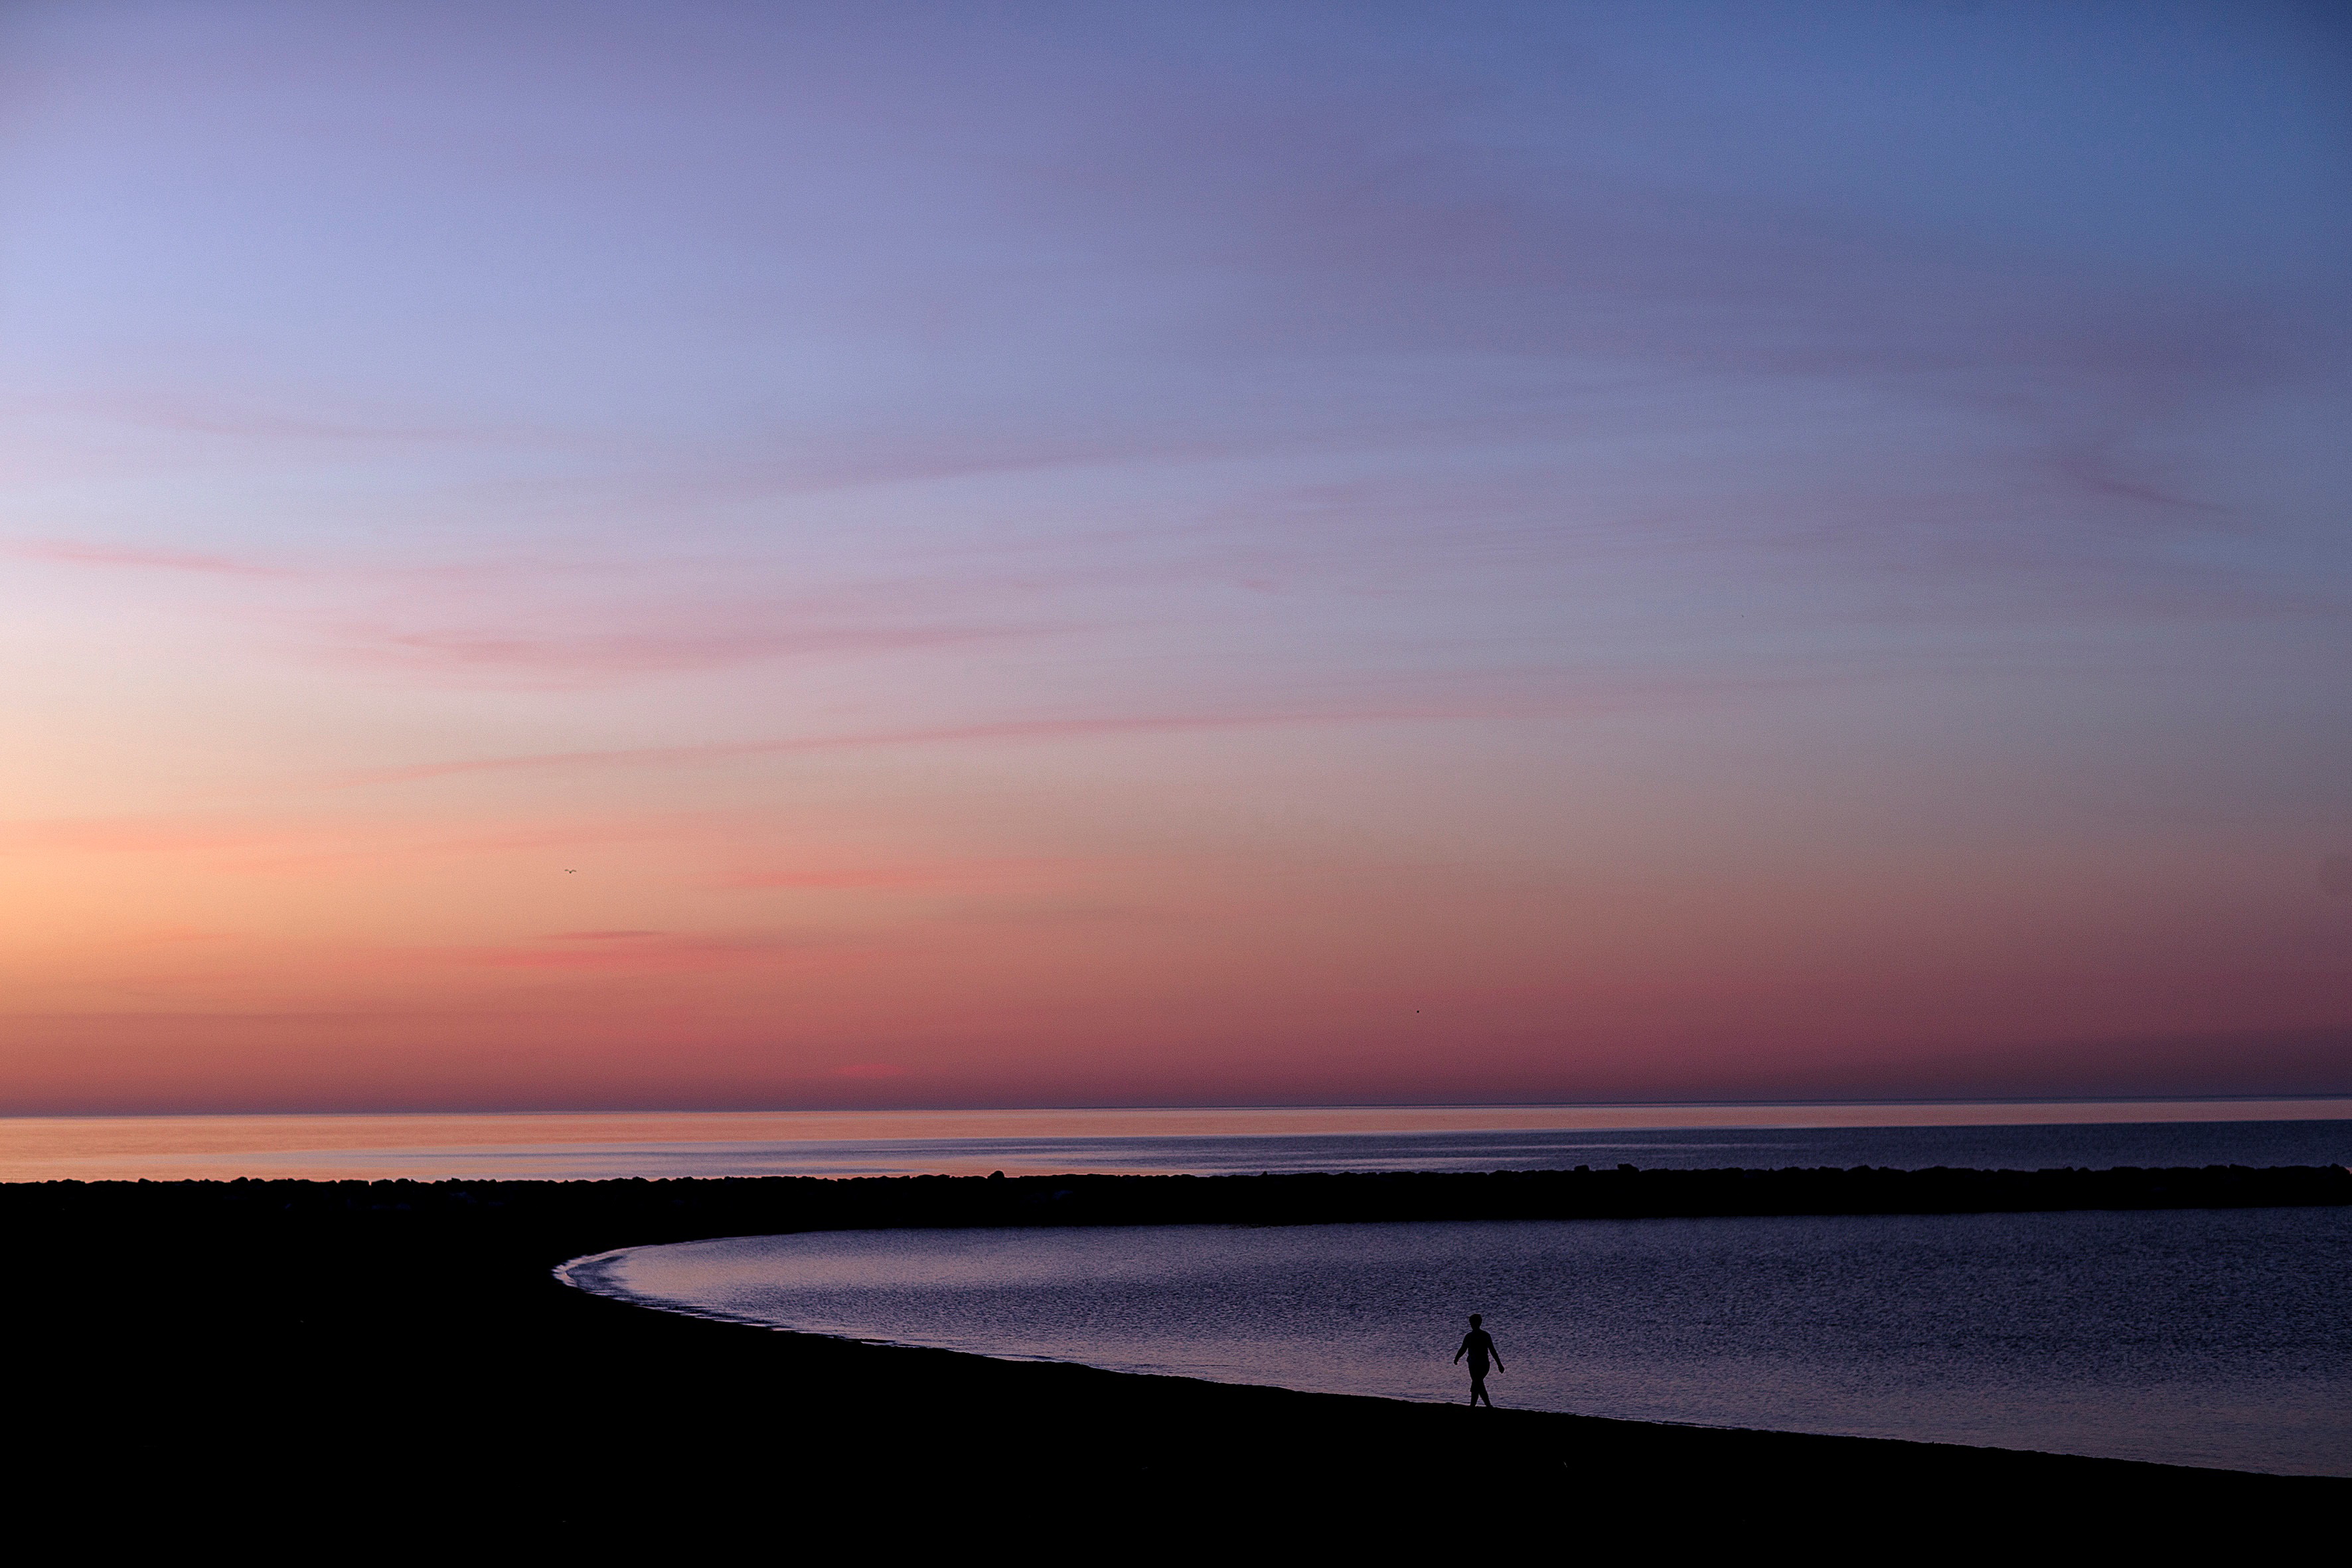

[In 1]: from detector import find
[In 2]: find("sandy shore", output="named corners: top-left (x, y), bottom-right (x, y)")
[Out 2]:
top-left (11, 1168), bottom-right (2343, 1547)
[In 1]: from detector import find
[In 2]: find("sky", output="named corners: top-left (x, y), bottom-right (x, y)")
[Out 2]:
top-left (1, 0), bottom-right (2347, 1114)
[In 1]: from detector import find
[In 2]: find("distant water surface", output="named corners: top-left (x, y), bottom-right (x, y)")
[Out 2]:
top-left (570, 1206), bottom-right (2352, 1476)
top-left (2, 1100), bottom-right (2345, 1181)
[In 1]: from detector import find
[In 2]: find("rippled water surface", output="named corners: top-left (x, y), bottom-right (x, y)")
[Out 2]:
top-left (570, 1207), bottom-right (2352, 1476)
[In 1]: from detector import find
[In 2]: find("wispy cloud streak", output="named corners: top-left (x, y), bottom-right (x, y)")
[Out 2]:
top-left (333, 674), bottom-right (1769, 787)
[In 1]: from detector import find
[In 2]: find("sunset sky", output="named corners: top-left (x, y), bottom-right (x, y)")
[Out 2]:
top-left (2, 1), bottom-right (2347, 1113)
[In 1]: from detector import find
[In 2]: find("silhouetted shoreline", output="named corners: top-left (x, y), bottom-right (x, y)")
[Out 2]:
top-left (13, 1166), bottom-right (2345, 1547)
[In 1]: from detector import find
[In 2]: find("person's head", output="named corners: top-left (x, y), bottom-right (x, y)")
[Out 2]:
top-left (1468, 1314), bottom-right (1482, 1327)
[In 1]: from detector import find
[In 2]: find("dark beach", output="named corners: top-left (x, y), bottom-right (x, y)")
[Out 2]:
top-left (16, 1166), bottom-right (2346, 1549)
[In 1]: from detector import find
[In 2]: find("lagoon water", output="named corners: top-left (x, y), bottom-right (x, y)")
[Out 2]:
top-left (570, 1204), bottom-right (2352, 1477)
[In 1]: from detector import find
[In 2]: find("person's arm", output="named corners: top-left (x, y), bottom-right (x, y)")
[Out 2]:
top-left (1492, 1345), bottom-right (1504, 1372)
top-left (1453, 1337), bottom-right (1466, 1364)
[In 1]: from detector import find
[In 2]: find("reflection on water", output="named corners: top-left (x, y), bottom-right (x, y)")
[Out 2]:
top-left (570, 1207), bottom-right (2352, 1476)
top-left (2, 1101), bottom-right (2347, 1182)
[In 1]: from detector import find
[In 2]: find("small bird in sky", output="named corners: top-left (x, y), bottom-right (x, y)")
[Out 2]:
top-left (565, 869), bottom-right (577, 874)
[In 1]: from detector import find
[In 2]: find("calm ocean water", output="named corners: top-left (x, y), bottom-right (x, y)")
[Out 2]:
top-left (3, 1101), bottom-right (2346, 1181)
top-left (569, 1206), bottom-right (2352, 1476)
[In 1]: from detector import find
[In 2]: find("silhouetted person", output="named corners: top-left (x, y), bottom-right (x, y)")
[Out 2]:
top-left (1453, 1313), bottom-right (1503, 1407)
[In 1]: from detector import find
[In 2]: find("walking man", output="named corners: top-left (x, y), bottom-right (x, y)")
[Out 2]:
top-left (1453, 1313), bottom-right (1504, 1407)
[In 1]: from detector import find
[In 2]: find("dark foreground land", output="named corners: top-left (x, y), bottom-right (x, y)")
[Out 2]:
top-left (13, 1164), bottom-right (2347, 1550)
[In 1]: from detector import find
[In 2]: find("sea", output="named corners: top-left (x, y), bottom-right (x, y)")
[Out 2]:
top-left (2, 1097), bottom-right (2347, 1182)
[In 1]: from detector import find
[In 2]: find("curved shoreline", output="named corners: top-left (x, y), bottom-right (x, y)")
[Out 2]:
top-left (10, 1166), bottom-right (2346, 1549)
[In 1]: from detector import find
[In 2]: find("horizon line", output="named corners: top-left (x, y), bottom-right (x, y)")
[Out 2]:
top-left (7, 1092), bottom-right (2349, 1123)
